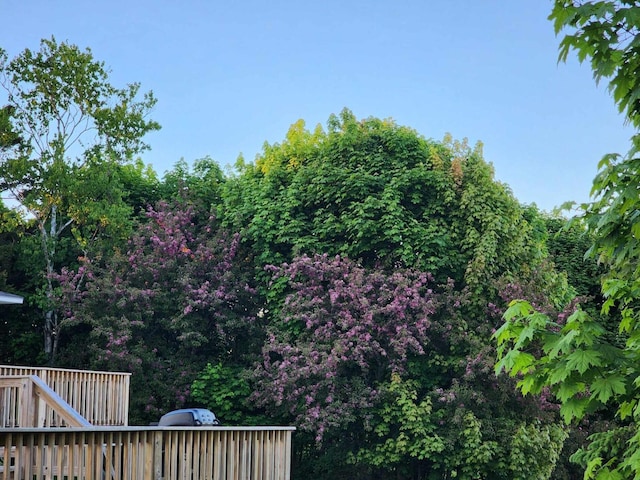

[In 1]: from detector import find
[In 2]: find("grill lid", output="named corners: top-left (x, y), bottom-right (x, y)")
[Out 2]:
top-left (158, 408), bottom-right (220, 426)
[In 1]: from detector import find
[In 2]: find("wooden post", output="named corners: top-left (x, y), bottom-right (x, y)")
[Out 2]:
top-left (19, 376), bottom-right (34, 427)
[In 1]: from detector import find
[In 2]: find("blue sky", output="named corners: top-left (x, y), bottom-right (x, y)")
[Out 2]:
top-left (1, 0), bottom-right (633, 211)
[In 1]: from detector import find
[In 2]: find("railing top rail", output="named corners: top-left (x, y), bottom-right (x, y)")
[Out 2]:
top-left (0, 426), bottom-right (296, 433)
top-left (0, 364), bottom-right (131, 377)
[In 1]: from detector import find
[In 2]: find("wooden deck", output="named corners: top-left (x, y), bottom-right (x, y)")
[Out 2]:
top-left (0, 366), bottom-right (295, 479)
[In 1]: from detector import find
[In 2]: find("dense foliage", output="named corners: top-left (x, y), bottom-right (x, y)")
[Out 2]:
top-left (0, 104), bottom-right (572, 478)
top-left (1, 103), bottom-right (582, 478)
top-left (53, 198), bottom-right (260, 422)
top-left (225, 112), bottom-right (538, 299)
top-left (254, 254), bottom-right (442, 440)
top-left (4, 10), bottom-right (632, 475)
top-left (220, 110), bottom-right (570, 479)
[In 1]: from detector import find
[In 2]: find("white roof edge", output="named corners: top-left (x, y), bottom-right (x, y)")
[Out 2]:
top-left (0, 291), bottom-right (23, 305)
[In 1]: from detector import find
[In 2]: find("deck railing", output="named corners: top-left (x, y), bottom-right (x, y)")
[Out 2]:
top-left (0, 426), bottom-right (294, 480)
top-left (0, 366), bottom-right (130, 426)
top-left (0, 376), bottom-right (90, 429)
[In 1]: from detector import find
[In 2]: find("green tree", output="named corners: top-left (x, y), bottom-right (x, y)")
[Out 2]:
top-left (224, 111), bottom-right (567, 479)
top-left (160, 156), bottom-right (226, 218)
top-left (0, 203), bottom-right (42, 365)
top-left (117, 159), bottom-right (162, 215)
top-left (550, 1), bottom-right (640, 129)
top-left (544, 217), bottom-right (603, 301)
top-left (224, 109), bottom-right (540, 299)
top-left (0, 38), bottom-right (160, 362)
top-left (494, 3), bottom-right (640, 477)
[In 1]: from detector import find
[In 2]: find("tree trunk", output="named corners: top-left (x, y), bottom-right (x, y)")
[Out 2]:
top-left (44, 309), bottom-right (55, 364)
top-left (40, 206), bottom-right (58, 365)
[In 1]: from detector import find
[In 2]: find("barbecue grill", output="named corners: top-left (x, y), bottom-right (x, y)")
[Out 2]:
top-left (158, 408), bottom-right (220, 426)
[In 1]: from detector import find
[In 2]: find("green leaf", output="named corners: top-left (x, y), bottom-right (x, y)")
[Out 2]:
top-left (590, 375), bottom-right (626, 404)
top-left (585, 456), bottom-right (602, 479)
top-left (494, 349), bottom-right (535, 377)
top-left (517, 375), bottom-right (541, 396)
top-left (548, 363), bottom-right (571, 385)
top-left (492, 320), bottom-right (513, 345)
top-left (542, 333), bottom-right (562, 355)
top-left (556, 380), bottom-right (586, 403)
top-left (514, 324), bottom-right (536, 349)
top-left (503, 300), bottom-right (533, 322)
top-left (618, 400), bottom-right (636, 420)
top-left (560, 396), bottom-right (590, 423)
top-left (565, 349), bottom-right (603, 375)
top-left (512, 351), bottom-right (536, 376)
top-left (548, 329), bottom-right (579, 359)
top-left (595, 468), bottom-right (624, 480)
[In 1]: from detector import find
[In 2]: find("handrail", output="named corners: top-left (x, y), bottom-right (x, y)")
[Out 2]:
top-left (29, 375), bottom-right (91, 427)
top-left (0, 365), bottom-right (132, 376)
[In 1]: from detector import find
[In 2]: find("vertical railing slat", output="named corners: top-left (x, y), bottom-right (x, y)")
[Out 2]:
top-left (149, 430), bottom-right (155, 480)
top-left (2, 432), bottom-right (11, 480)
top-left (215, 430), bottom-right (225, 480)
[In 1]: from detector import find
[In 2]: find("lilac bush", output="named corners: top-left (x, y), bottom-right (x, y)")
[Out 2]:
top-left (54, 199), bottom-right (259, 422)
top-left (253, 253), bottom-right (443, 440)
